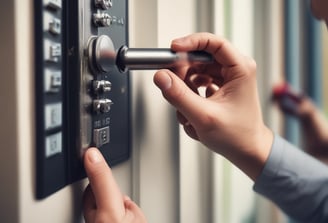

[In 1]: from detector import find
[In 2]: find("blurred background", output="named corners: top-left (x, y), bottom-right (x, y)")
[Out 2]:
top-left (1, 0), bottom-right (327, 222)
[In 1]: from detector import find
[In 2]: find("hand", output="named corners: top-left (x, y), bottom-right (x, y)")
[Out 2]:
top-left (273, 83), bottom-right (328, 163)
top-left (153, 32), bottom-right (273, 180)
top-left (83, 148), bottom-right (147, 223)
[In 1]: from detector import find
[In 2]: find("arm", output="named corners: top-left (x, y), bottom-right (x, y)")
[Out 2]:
top-left (254, 134), bottom-right (328, 222)
top-left (153, 32), bottom-right (328, 221)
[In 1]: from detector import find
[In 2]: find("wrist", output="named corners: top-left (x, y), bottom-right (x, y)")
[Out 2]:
top-left (225, 126), bottom-right (273, 181)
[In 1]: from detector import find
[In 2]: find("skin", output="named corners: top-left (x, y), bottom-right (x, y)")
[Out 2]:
top-left (311, 0), bottom-right (328, 25)
top-left (83, 1), bottom-right (328, 222)
top-left (83, 148), bottom-right (147, 223)
top-left (273, 83), bottom-right (328, 163)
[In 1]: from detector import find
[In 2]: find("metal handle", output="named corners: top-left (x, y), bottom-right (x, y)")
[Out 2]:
top-left (87, 35), bottom-right (214, 73)
top-left (116, 46), bottom-right (213, 72)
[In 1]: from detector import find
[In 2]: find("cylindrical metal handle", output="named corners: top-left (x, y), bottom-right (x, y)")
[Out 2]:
top-left (87, 35), bottom-right (214, 74)
top-left (116, 46), bottom-right (213, 72)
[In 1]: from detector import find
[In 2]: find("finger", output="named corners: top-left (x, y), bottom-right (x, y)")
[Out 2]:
top-left (176, 110), bottom-right (189, 125)
top-left (154, 69), bottom-right (207, 125)
top-left (171, 32), bottom-right (242, 67)
top-left (206, 84), bottom-right (219, 98)
top-left (123, 198), bottom-right (148, 222)
top-left (83, 185), bottom-right (96, 222)
top-left (83, 185), bottom-right (96, 211)
top-left (84, 148), bottom-right (125, 217)
top-left (183, 123), bottom-right (199, 140)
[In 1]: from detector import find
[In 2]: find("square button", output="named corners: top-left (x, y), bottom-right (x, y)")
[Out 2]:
top-left (43, 12), bottom-right (61, 35)
top-left (44, 69), bottom-right (62, 93)
top-left (94, 126), bottom-right (110, 148)
top-left (44, 40), bottom-right (62, 62)
top-left (49, 18), bottom-right (61, 35)
top-left (45, 132), bottom-right (62, 158)
top-left (45, 103), bottom-right (62, 130)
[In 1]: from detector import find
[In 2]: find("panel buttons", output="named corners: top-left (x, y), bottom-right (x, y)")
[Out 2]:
top-left (95, 0), bottom-right (113, 10)
top-left (44, 0), bottom-right (62, 10)
top-left (93, 80), bottom-right (112, 94)
top-left (44, 40), bottom-right (62, 62)
top-left (44, 12), bottom-right (61, 35)
top-left (93, 13), bottom-right (112, 27)
top-left (45, 69), bottom-right (62, 93)
top-left (49, 18), bottom-right (61, 35)
top-left (45, 103), bottom-right (62, 130)
top-left (94, 126), bottom-right (110, 147)
top-left (93, 99), bottom-right (113, 113)
top-left (45, 132), bottom-right (62, 157)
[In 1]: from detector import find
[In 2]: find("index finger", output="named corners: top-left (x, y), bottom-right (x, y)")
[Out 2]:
top-left (171, 32), bottom-right (242, 67)
top-left (84, 148), bottom-right (125, 217)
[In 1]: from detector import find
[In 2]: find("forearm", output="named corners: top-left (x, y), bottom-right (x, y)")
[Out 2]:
top-left (224, 126), bottom-right (273, 181)
top-left (254, 134), bottom-right (328, 222)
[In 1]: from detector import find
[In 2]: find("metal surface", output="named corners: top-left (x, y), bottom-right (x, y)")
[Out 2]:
top-left (95, 0), bottom-right (112, 9)
top-left (88, 35), bottom-right (214, 73)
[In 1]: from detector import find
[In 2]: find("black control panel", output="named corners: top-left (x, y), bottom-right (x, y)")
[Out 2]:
top-left (34, 0), bottom-right (130, 199)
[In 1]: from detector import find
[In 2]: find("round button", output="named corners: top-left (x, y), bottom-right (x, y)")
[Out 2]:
top-left (88, 35), bottom-right (116, 73)
top-left (93, 13), bottom-right (112, 27)
top-left (95, 0), bottom-right (112, 10)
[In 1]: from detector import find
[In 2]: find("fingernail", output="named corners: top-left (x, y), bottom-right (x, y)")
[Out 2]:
top-left (155, 71), bottom-right (172, 90)
top-left (172, 37), bottom-right (186, 45)
top-left (88, 148), bottom-right (102, 163)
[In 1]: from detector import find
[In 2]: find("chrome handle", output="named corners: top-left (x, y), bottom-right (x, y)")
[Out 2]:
top-left (87, 35), bottom-right (214, 73)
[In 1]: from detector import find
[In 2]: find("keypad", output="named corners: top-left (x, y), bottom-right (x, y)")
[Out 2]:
top-left (42, 0), bottom-right (63, 157)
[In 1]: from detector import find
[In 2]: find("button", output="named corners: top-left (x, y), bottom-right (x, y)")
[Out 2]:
top-left (93, 99), bottom-right (113, 113)
top-left (94, 126), bottom-right (110, 147)
top-left (49, 18), bottom-right (61, 35)
top-left (45, 69), bottom-right (62, 92)
top-left (95, 0), bottom-right (113, 10)
top-left (93, 80), bottom-right (112, 94)
top-left (93, 13), bottom-right (112, 27)
top-left (45, 103), bottom-right (62, 130)
top-left (44, 12), bottom-right (61, 35)
top-left (45, 132), bottom-right (62, 157)
top-left (44, 40), bottom-right (62, 62)
top-left (44, 0), bottom-right (62, 10)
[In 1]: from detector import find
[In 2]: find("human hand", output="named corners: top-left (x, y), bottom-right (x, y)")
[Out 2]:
top-left (273, 83), bottom-right (328, 162)
top-left (153, 32), bottom-right (273, 180)
top-left (272, 83), bottom-right (306, 116)
top-left (83, 148), bottom-right (147, 223)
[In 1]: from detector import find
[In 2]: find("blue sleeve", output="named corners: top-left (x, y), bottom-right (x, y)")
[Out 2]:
top-left (253, 134), bottom-right (328, 223)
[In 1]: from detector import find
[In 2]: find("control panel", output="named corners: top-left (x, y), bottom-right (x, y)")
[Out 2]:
top-left (34, 0), bottom-right (130, 199)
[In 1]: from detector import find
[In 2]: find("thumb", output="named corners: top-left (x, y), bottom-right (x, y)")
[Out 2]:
top-left (153, 69), bottom-right (205, 124)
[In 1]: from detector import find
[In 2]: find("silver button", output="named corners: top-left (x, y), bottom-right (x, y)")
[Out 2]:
top-left (45, 132), bottom-right (62, 158)
top-left (93, 13), bottom-right (112, 27)
top-left (93, 80), bottom-right (112, 94)
top-left (45, 103), bottom-right (62, 130)
top-left (93, 99), bottom-right (113, 113)
top-left (94, 126), bottom-right (110, 147)
top-left (95, 0), bottom-right (113, 10)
